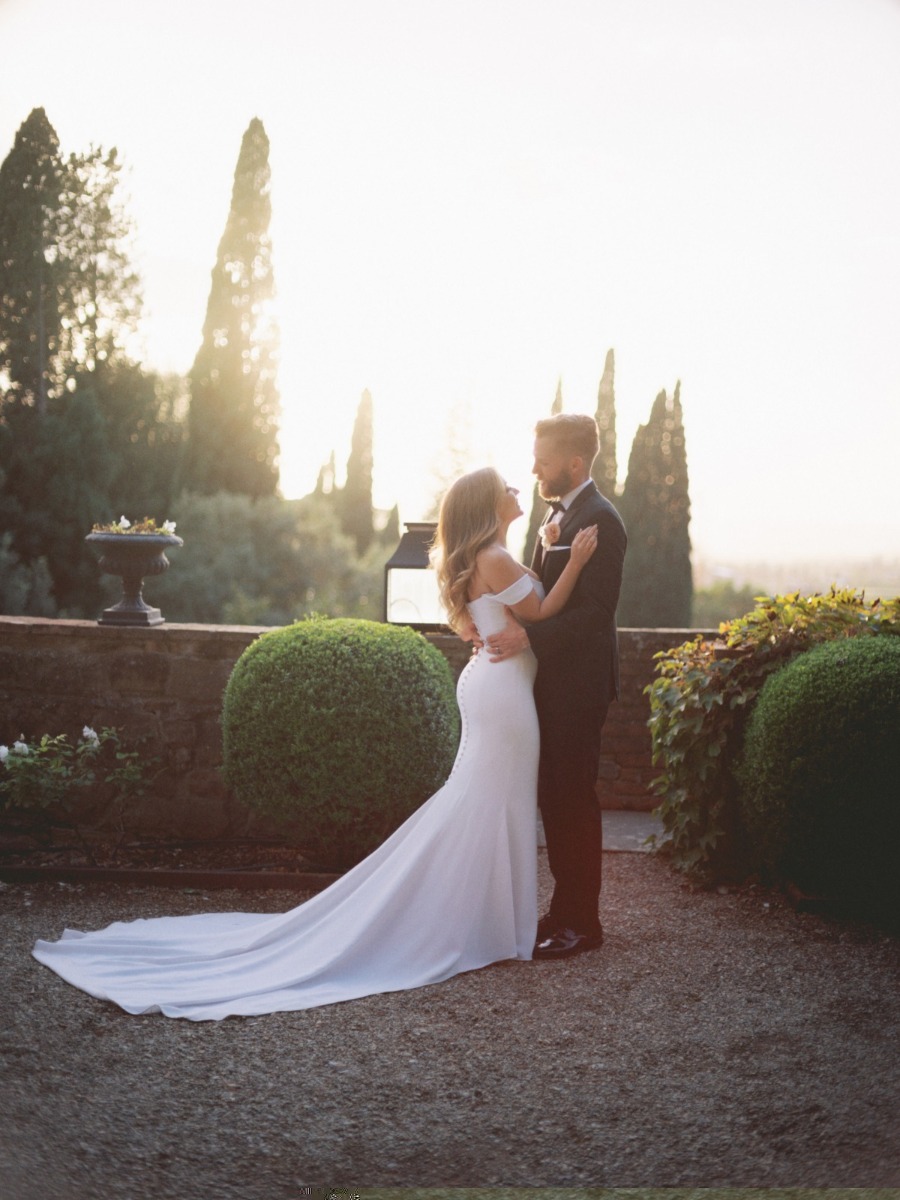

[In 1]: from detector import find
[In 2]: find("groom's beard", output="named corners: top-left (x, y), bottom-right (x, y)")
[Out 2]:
top-left (538, 468), bottom-right (574, 502)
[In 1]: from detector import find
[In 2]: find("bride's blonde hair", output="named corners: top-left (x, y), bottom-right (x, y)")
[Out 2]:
top-left (431, 467), bottom-right (506, 633)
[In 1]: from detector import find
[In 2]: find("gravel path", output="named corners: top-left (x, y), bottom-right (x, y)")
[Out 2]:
top-left (1, 853), bottom-right (897, 1195)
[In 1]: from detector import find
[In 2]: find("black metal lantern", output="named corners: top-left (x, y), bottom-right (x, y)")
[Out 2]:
top-left (384, 522), bottom-right (447, 631)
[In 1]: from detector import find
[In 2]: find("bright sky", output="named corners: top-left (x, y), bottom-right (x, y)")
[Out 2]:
top-left (2, 0), bottom-right (899, 567)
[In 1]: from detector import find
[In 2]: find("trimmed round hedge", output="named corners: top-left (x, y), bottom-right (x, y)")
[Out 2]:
top-left (736, 634), bottom-right (900, 914)
top-left (222, 618), bottom-right (460, 868)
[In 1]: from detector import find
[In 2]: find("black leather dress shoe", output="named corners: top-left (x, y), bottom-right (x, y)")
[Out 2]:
top-left (536, 913), bottom-right (558, 941)
top-left (532, 925), bottom-right (604, 960)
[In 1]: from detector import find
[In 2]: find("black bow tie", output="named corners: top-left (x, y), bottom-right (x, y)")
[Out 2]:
top-left (549, 501), bottom-right (566, 514)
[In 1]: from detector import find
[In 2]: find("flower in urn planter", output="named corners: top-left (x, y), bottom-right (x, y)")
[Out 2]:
top-left (91, 516), bottom-right (176, 535)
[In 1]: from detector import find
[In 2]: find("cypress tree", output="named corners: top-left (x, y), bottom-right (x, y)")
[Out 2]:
top-left (0, 108), bottom-right (67, 413)
top-left (380, 502), bottom-right (400, 548)
top-left (617, 383), bottom-right (692, 627)
top-left (313, 450), bottom-right (337, 498)
top-left (182, 118), bottom-right (279, 498)
top-left (339, 389), bottom-right (375, 555)
top-left (592, 348), bottom-right (617, 499)
top-left (523, 378), bottom-right (563, 560)
top-left (665, 381), bottom-right (692, 621)
top-left (1, 112), bottom-right (142, 408)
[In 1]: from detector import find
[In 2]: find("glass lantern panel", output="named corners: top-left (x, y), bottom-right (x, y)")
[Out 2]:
top-left (386, 567), bottom-right (446, 627)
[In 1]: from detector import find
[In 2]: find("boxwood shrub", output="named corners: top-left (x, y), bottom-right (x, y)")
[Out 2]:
top-left (735, 635), bottom-right (900, 917)
top-left (647, 588), bottom-right (900, 880)
top-left (222, 618), bottom-right (460, 868)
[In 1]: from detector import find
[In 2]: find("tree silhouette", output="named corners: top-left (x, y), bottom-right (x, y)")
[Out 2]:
top-left (618, 382), bottom-right (692, 627)
top-left (339, 389), bottom-right (375, 555)
top-left (61, 145), bottom-right (142, 372)
top-left (592, 348), bottom-right (617, 499)
top-left (0, 109), bottom-right (161, 616)
top-left (182, 118), bottom-right (279, 498)
top-left (1, 112), bottom-right (141, 410)
top-left (0, 108), bottom-right (67, 413)
top-left (313, 450), bottom-right (337, 498)
top-left (380, 502), bottom-right (400, 548)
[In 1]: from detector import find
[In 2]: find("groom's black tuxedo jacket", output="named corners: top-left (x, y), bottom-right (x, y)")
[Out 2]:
top-left (528, 481), bottom-right (627, 724)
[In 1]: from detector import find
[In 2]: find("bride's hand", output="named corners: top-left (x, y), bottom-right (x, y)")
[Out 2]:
top-left (457, 618), bottom-right (483, 649)
top-left (569, 524), bottom-right (598, 568)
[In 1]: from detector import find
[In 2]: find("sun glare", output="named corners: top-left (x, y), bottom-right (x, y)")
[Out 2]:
top-left (1, 0), bottom-right (899, 567)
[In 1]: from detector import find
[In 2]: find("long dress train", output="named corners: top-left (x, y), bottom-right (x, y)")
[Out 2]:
top-left (32, 575), bottom-right (541, 1020)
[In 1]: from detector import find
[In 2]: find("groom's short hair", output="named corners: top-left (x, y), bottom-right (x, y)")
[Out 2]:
top-left (535, 413), bottom-right (599, 466)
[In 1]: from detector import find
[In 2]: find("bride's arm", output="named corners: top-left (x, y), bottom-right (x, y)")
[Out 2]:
top-left (475, 528), bottom-right (597, 624)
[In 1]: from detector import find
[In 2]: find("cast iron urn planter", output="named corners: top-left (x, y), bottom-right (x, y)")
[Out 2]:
top-left (85, 532), bottom-right (183, 627)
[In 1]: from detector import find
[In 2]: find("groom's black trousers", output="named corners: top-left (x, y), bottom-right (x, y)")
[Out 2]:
top-left (537, 701), bottom-right (607, 937)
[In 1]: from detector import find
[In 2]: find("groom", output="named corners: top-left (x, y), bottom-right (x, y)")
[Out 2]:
top-left (487, 413), bottom-right (627, 959)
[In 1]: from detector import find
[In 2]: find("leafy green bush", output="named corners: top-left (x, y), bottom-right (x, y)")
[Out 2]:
top-left (222, 617), bottom-right (460, 867)
top-left (647, 588), bottom-right (900, 880)
top-left (147, 491), bottom-right (384, 625)
top-left (0, 726), bottom-right (156, 858)
top-left (735, 636), bottom-right (900, 914)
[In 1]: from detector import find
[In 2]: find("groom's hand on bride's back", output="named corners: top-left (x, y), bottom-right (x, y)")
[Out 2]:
top-left (488, 615), bottom-right (530, 662)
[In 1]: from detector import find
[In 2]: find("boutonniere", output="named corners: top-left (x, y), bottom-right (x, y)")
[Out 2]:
top-left (540, 522), bottom-right (562, 552)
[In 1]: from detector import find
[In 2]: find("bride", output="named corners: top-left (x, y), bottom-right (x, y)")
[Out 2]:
top-left (33, 468), bottom-right (596, 1020)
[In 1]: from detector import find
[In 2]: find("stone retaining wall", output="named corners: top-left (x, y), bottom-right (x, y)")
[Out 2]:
top-left (0, 616), bottom-right (710, 840)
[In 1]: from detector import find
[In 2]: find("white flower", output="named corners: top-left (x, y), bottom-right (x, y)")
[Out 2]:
top-left (12, 740), bottom-right (29, 755)
top-left (82, 726), bottom-right (99, 743)
top-left (0, 745), bottom-right (8, 764)
top-left (162, 520), bottom-right (176, 534)
top-left (119, 515), bottom-right (131, 529)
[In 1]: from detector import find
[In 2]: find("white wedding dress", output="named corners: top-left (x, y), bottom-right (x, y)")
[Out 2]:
top-left (33, 575), bottom-right (541, 1020)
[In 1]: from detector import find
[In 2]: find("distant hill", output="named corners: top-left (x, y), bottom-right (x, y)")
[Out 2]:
top-left (694, 557), bottom-right (900, 601)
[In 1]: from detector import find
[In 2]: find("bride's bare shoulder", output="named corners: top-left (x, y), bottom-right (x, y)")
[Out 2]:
top-left (475, 542), bottom-right (514, 569)
top-left (474, 543), bottom-right (526, 591)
